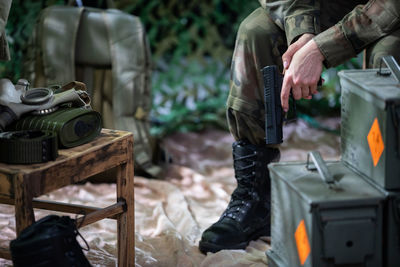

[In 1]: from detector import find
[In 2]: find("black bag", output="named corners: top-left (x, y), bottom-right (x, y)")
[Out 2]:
top-left (10, 215), bottom-right (91, 267)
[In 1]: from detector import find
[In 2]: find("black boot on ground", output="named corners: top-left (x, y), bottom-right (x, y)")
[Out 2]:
top-left (199, 140), bottom-right (280, 254)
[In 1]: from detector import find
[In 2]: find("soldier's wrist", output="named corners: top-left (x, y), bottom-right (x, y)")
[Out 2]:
top-left (308, 39), bottom-right (325, 62)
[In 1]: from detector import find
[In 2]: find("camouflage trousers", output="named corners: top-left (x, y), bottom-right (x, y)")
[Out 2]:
top-left (227, 7), bottom-right (400, 146)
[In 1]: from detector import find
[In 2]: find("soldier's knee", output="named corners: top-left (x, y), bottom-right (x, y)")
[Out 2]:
top-left (237, 7), bottom-right (277, 45)
top-left (367, 28), bottom-right (400, 68)
top-left (226, 108), bottom-right (266, 145)
top-left (370, 52), bottom-right (400, 69)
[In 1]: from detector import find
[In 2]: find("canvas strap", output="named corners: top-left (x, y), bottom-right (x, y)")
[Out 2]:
top-left (0, 130), bottom-right (58, 164)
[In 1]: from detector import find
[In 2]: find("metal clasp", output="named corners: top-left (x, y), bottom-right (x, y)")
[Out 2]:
top-left (306, 151), bottom-right (336, 186)
top-left (377, 55), bottom-right (400, 83)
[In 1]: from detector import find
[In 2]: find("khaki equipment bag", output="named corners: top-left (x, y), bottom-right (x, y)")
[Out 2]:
top-left (24, 4), bottom-right (166, 177)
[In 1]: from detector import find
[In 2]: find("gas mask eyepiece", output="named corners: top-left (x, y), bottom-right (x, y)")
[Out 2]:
top-left (20, 88), bottom-right (53, 105)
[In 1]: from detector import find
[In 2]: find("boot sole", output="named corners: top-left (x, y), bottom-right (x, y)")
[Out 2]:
top-left (198, 227), bottom-right (269, 254)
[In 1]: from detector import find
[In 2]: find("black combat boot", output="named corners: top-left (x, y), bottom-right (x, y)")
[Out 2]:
top-left (199, 139), bottom-right (279, 254)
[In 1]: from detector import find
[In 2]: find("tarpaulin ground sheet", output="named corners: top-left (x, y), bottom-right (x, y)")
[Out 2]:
top-left (0, 118), bottom-right (340, 266)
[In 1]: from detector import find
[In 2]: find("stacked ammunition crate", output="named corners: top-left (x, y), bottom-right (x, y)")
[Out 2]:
top-left (266, 56), bottom-right (400, 267)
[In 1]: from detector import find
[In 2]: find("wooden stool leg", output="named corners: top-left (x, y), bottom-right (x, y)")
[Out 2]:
top-left (13, 174), bottom-right (35, 235)
top-left (116, 144), bottom-right (135, 267)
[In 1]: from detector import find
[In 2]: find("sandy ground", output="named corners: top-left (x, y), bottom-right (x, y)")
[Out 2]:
top-left (0, 118), bottom-right (340, 266)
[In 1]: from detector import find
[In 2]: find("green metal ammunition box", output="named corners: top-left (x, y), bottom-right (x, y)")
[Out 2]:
top-left (267, 157), bottom-right (385, 267)
top-left (339, 67), bottom-right (400, 190)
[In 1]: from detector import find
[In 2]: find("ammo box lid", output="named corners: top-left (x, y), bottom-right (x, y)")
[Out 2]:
top-left (268, 161), bottom-right (384, 205)
top-left (339, 69), bottom-right (400, 109)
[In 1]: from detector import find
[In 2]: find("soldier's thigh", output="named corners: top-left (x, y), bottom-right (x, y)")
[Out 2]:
top-left (233, 7), bottom-right (287, 74)
top-left (366, 28), bottom-right (400, 68)
top-left (227, 8), bottom-right (286, 145)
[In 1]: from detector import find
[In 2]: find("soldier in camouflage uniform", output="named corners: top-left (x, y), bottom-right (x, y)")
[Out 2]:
top-left (200, 0), bottom-right (400, 253)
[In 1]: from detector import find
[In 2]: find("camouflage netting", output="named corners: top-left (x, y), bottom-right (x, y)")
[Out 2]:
top-left (1, 0), bottom-right (259, 81)
top-left (115, 0), bottom-right (259, 61)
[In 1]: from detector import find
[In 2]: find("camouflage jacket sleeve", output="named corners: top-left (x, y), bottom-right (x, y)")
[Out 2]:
top-left (259, 0), bottom-right (321, 46)
top-left (0, 0), bottom-right (11, 61)
top-left (314, 0), bottom-right (400, 68)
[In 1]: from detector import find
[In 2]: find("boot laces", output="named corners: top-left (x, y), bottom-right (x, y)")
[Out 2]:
top-left (221, 152), bottom-right (259, 221)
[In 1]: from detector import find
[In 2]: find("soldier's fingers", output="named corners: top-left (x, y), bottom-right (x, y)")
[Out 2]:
top-left (292, 85), bottom-right (302, 100)
top-left (301, 86), bottom-right (310, 98)
top-left (281, 76), bottom-right (291, 112)
top-left (310, 84), bottom-right (318, 95)
top-left (282, 43), bottom-right (300, 69)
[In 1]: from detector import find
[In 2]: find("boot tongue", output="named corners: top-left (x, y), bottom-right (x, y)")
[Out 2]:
top-left (232, 145), bottom-right (257, 200)
top-left (231, 178), bottom-right (254, 200)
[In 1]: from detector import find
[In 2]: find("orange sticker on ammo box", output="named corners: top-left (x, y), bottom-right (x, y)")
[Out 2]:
top-left (295, 219), bottom-right (311, 265)
top-left (367, 118), bottom-right (384, 167)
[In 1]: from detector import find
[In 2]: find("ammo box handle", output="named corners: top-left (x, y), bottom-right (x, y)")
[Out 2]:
top-left (306, 151), bottom-right (335, 184)
top-left (378, 55), bottom-right (400, 83)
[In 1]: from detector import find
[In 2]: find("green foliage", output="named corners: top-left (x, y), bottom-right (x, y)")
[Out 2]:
top-left (150, 58), bottom-right (229, 137)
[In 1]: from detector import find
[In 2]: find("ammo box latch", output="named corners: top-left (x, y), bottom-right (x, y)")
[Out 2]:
top-left (319, 212), bottom-right (377, 265)
top-left (378, 55), bottom-right (400, 82)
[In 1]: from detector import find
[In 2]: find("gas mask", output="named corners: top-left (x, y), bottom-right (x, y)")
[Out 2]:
top-left (0, 78), bottom-right (91, 131)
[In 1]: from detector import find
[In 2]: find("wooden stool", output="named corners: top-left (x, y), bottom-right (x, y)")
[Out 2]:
top-left (0, 129), bottom-right (134, 266)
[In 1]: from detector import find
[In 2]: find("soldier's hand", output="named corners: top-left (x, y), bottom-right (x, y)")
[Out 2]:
top-left (282, 33), bottom-right (315, 70)
top-left (281, 39), bottom-right (325, 112)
